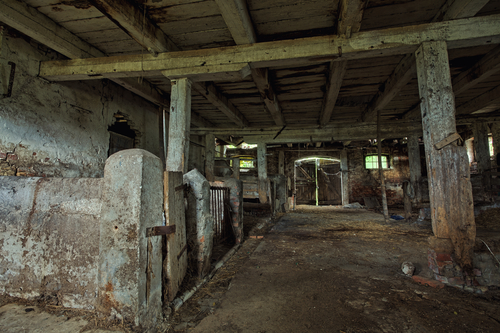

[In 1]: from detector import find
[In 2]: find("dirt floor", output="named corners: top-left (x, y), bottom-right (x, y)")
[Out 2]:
top-left (171, 206), bottom-right (500, 333)
top-left (2, 206), bottom-right (500, 332)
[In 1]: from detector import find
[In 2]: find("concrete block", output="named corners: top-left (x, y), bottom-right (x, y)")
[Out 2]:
top-left (98, 149), bottom-right (163, 328)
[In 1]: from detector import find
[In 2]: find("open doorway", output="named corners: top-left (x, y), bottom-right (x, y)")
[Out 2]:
top-left (294, 157), bottom-right (342, 206)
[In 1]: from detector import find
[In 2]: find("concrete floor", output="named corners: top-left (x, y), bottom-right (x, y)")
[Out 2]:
top-left (181, 207), bottom-right (500, 333)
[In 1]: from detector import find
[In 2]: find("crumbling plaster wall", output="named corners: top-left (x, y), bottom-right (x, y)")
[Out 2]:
top-left (0, 176), bottom-right (102, 309)
top-left (0, 30), bottom-right (160, 178)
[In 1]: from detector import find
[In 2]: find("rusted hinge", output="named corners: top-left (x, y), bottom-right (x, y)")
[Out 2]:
top-left (146, 225), bottom-right (176, 237)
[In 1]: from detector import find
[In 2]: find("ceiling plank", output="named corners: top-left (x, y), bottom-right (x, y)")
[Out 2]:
top-left (90, 0), bottom-right (247, 127)
top-left (456, 85), bottom-right (500, 115)
top-left (320, 0), bottom-right (368, 127)
top-left (215, 0), bottom-right (285, 126)
top-left (453, 44), bottom-right (500, 95)
top-left (0, 0), bottom-right (169, 108)
top-left (192, 82), bottom-right (249, 128)
top-left (191, 111), bottom-right (215, 128)
top-left (39, 14), bottom-right (500, 81)
top-left (360, 53), bottom-right (417, 122)
top-left (432, 0), bottom-right (491, 22)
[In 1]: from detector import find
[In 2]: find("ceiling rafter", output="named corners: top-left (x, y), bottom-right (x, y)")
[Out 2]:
top-left (0, 0), bottom-right (169, 108)
top-left (89, 0), bottom-right (247, 128)
top-left (215, 0), bottom-right (285, 126)
top-left (319, 0), bottom-right (368, 127)
top-left (371, 0), bottom-right (492, 122)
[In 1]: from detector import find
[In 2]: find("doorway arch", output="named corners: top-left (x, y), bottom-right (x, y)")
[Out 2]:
top-left (294, 157), bottom-right (342, 206)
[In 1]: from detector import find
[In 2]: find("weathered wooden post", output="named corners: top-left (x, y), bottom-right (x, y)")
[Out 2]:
top-left (278, 150), bottom-right (285, 175)
top-left (340, 149), bottom-right (349, 206)
top-left (473, 122), bottom-right (491, 196)
top-left (377, 109), bottom-right (389, 222)
top-left (163, 78), bottom-right (191, 302)
top-left (257, 143), bottom-right (268, 204)
top-left (407, 133), bottom-right (422, 205)
top-left (416, 41), bottom-right (475, 269)
top-left (232, 157), bottom-right (240, 179)
top-left (492, 123), bottom-right (500, 169)
top-left (205, 133), bottom-right (215, 181)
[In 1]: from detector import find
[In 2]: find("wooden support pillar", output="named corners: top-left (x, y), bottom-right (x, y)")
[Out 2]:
top-left (492, 123), bottom-right (500, 169)
top-left (205, 133), bottom-right (215, 181)
top-left (465, 137), bottom-right (475, 164)
top-left (232, 157), bottom-right (240, 179)
top-left (473, 122), bottom-right (491, 193)
top-left (377, 109), bottom-right (389, 222)
top-left (416, 41), bottom-right (475, 268)
top-left (166, 78), bottom-right (192, 173)
top-left (407, 133), bottom-right (422, 205)
top-left (340, 149), bottom-right (349, 206)
top-left (278, 150), bottom-right (285, 175)
top-left (257, 143), bottom-right (268, 204)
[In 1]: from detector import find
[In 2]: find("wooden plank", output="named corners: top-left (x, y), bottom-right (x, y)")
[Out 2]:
top-left (337, 0), bottom-right (368, 37)
top-left (434, 133), bottom-right (462, 150)
top-left (452, 44), bottom-right (500, 95)
top-left (191, 82), bottom-right (249, 127)
top-left (166, 78), bottom-right (192, 173)
top-left (39, 14), bottom-right (500, 81)
top-left (320, 61), bottom-right (348, 126)
top-left (416, 41), bottom-right (475, 268)
top-left (456, 84), bottom-right (500, 115)
top-left (251, 68), bottom-right (285, 126)
top-left (361, 53), bottom-right (417, 122)
top-left (432, 0), bottom-right (490, 22)
top-left (163, 171), bottom-right (187, 302)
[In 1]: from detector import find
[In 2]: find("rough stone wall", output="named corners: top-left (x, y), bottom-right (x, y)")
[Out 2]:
top-left (0, 29), bottom-right (160, 178)
top-left (0, 176), bottom-right (102, 309)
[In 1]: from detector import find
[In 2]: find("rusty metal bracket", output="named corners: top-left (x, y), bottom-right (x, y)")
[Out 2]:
top-left (3, 61), bottom-right (16, 98)
top-left (146, 225), bottom-right (176, 237)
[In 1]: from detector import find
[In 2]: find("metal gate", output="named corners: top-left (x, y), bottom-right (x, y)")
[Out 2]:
top-left (210, 186), bottom-right (234, 244)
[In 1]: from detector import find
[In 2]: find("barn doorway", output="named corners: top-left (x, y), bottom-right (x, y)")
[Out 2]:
top-left (294, 157), bottom-right (342, 206)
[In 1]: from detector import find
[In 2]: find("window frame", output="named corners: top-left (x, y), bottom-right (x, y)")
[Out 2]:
top-left (364, 154), bottom-right (390, 170)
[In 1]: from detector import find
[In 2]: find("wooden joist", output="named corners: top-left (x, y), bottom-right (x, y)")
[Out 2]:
top-left (0, 0), bottom-right (169, 108)
top-left (251, 68), bottom-right (285, 126)
top-left (456, 84), bottom-right (500, 115)
top-left (360, 53), bottom-right (417, 122)
top-left (432, 0), bottom-right (490, 22)
top-left (39, 14), bottom-right (500, 81)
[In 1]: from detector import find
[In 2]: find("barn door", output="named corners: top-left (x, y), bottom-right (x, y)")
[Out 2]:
top-left (295, 164), bottom-right (316, 204)
top-left (318, 162), bottom-right (342, 205)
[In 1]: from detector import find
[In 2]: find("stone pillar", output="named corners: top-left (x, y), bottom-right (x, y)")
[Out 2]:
top-left (416, 41), bottom-right (475, 268)
top-left (407, 133), bottom-right (422, 204)
top-left (167, 78), bottom-right (192, 173)
top-left (492, 123), bottom-right (500, 169)
top-left (98, 149), bottom-right (163, 328)
top-left (257, 143), bottom-right (268, 204)
top-left (340, 149), bottom-right (349, 206)
top-left (223, 177), bottom-right (244, 244)
top-left (205, 133), bottom-right (215, 181)
top-left (183, 169), bottom-right (214, 279)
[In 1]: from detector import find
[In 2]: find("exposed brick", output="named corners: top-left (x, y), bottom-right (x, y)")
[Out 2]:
top-left (0, 152), bottom-right (6, 159)
top-left (436, 253), bottom-right (453, 262)
top-left (412, 275), bottom-right (445, 289)
top-left (447, 277), bottom-right (465, 286)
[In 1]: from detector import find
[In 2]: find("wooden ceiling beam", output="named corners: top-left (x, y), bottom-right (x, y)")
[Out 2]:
top-left (90, 0), bottom-right (247, 127)
top-left (40, 15), bottom-right (500, 82)
top-left (432, 0), bottom-right (490, 22)
top-left (319, 0), bottom-right (368, 127)
top-left (360, 53), bottom-right (417, 122)
top-left (192, 82), bottom-right (249, 128)
top-left (456, 85), bottom-right (500, 115)
top-left (0, 0), bottom-right (169, 107)
top-left (215, 0), bottom-right (285, 126)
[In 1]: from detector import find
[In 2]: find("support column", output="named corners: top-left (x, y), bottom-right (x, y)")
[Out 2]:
top-left (164, 78), bottom-right (191, 302)
top-left (232, 157), bottom-right (240, 179)
top-left (473, 122), bottom-right (491, 193)
top-left (340, 149), bottom-right (349, 206)
top-left (407, 133), bottom-right (422, 204)
top-left (166, 78), bottom-right (192, 173)
top-left (416, 41), bottom-right (475, 268)
top-left (492, 123), bottom-right (500, 169)
top-left (278, 150), bottom-right (285, 175)
top-left (205, 133), bottom-right (215, 181)
top-left (257, 143), bottom-right (268, 204)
